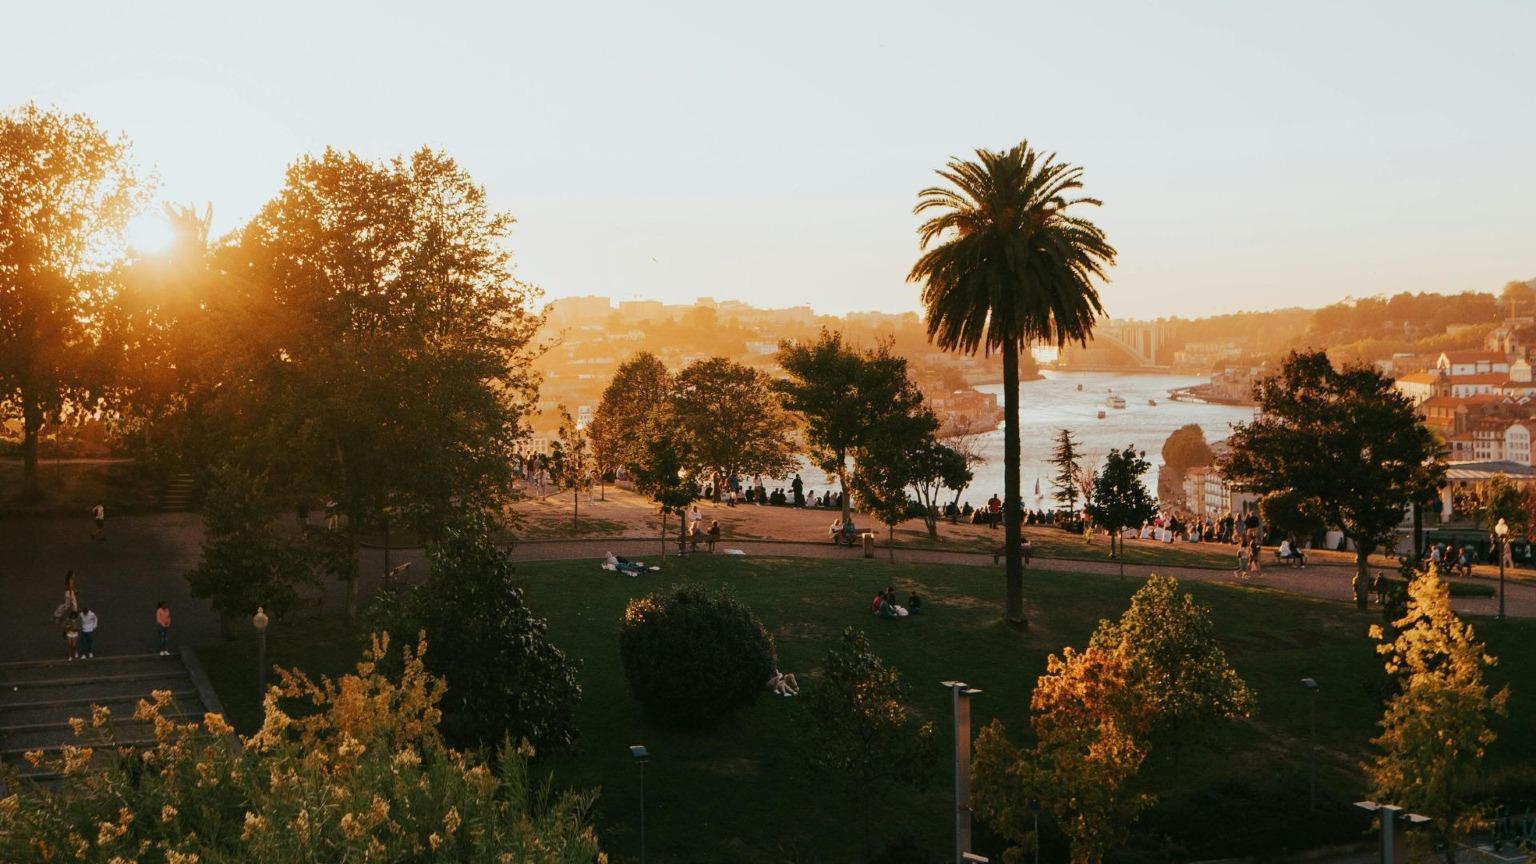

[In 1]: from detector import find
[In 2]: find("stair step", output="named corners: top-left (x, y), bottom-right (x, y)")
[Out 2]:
top-left (0, 653), bottom-right (170, 672)
top-left (2, 735), bottom-right (159, 757)
top-left (0, 655), bottom-right (182, 684)
top-left (1, 721), bottom-right (167, 751)
top-left (0, 691), bottom-right (204, 727)
top-left (0, 674), bottom-right (195, 705)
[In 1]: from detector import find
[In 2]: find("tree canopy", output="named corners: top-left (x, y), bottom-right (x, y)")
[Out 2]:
top-left (1084, 445), bottom-right (1157, 574)
top-left (671, 356), bottom-right (796, 492)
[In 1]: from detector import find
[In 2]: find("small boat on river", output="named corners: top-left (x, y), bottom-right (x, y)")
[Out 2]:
top-left (1107, 394), bottom-right (1127, 409)
top-left (1096, 410), bottom-right (1107, 419)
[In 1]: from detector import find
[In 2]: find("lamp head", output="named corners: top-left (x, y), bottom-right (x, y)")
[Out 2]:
top-left (1496, 518), bottom-right (1509, 537)
top-left (629, 744), bottom-right (649, 763)
top-left (1300, 677), bottom-right (1319, 691)
top-left (252, 607), bottom-right (269, 632)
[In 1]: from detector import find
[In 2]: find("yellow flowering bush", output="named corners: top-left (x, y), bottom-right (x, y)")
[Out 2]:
top-left (0, 633), bottom-right (605, 863)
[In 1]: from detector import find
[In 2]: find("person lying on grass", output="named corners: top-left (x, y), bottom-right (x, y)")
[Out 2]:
top-left (767, 670), bottom-right (799, 696)
top-left (604, 551), bottom-right (650, 576)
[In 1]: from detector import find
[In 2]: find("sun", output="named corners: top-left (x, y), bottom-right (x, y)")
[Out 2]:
top-left (125, 209), bottom-right (177, 256)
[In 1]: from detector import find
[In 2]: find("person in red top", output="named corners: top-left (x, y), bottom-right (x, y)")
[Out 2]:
top-left (155, 601), bottom-right (172, 656)
top-left (987, 493), bottom-right (1003, 530)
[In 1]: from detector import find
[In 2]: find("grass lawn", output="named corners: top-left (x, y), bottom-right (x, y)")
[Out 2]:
top-left (201, 557), bottom-right (1536, 864)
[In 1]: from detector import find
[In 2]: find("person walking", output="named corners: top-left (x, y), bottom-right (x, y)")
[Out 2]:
top-left (91, 500), bottom-right (106, 541)
top-left (155, 601), bottom-right (172, 656)
top-left (78, 606), bottom-right (98, 658)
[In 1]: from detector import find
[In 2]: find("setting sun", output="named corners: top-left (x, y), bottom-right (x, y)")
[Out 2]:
top-left (125, 208), bottom-right (176, 257)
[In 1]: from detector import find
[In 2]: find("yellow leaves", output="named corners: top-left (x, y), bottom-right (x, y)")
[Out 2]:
top-left (428, 832), bottom-right (442, 850)
top-left (95, 807), bottom-right (132, 846)
top-left (91, 705), bottom-right (111, 730)
top-left (443, 806), bottom-right (461, 834)
top-left (201, 713), bottom-right (233, 737)
top-left (240, 812), bottom-right (264, 842)
top-left (338, 812), bottom-right (364, 840)
top-left (164, 852), bottom-right (199, 864)
top-left (61, 746), bottom-right (94, 775)
top-left (159, 805), bottom-right (177, 824)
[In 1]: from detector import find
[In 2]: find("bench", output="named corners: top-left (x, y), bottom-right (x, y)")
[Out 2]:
top-left (1271, 549), bottom-right (1306, 567)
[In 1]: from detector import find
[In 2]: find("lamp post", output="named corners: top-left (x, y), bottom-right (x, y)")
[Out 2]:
top-left (1300, 678), bottom-right (1319, 812)
top-left (1495, 518), bottom-right (1509, 620)
top-left (1355, 800), bottom-right (1431, 864)
top-left (252, 607), bottom-right (269, 710)
top-left (630, 745), bottom-right (649, 864)
top-left (942, 680), bottom-right (982, 864)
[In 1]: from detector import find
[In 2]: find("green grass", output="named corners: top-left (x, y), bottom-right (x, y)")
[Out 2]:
top-left (200, 557), bottom-right (1536, 863)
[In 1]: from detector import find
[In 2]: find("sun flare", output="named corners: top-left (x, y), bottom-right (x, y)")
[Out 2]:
top-left (125, 209), bottom-right (176, 256)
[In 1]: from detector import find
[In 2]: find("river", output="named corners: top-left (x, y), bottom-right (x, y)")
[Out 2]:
top-left (787, 370), bottom-right (1255, 510)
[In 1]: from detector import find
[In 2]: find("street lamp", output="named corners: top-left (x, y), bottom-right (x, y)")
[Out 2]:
top-left (630, 745), bottom-right (649, 864)
top-left (942, 681), bottom-right (983, 864)
top-left (1300, 678), bottom-right (1319, 812)
top-left (252, 607), bottom-right (269, 710)
top-left (1495, 518), bottom-right (1509, 620)
top-left (1356, 800), bottom-right (1431, 864)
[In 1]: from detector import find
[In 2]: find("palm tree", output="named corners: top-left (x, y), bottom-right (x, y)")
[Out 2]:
top-left (908, 142), bottom-right (1115, 625)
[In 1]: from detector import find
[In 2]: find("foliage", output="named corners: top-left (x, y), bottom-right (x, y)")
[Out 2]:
top-left (0, 104), bottom-right (143, 500)
top-left (1159, 424), bottom-right (1213, 504)
top-left (1258, 489), bottom-right (1328, 544)
top-left (909, 438), bottom-right (972, 540)
top-left (628, 410), bottom-right (699, 551)
top-left (618, 583), bottom-right (776, 729)
top-left (1050, 428), bottom-right (1085, 513)
top-left (589, 351), bottom-right (671, 475)
top-left (1367, 569), bottom-right (1509, 862)
top-left (670, 356), bottom-right (796, 493)
top-left (0, 634), bottom-right (603, 863)
top-left (1221, 350), bottom-right (1445, 607)
top-left (850, 390), bottom-right (942, 555)
top-left (552, 406), bottom-right (594, 528)
top-left (974, 575), bottom-right (1253, 864)
top-left (805, 628), bottom-right (937, 860)
top-left (369, 515), bottom-right (580, 752)
top-left (1084, 445), bottom-right (1158, 573)
top-left (185, 464), bottom-right (316, 623)
top-left (775, 331), bottom-right (931, 521)
top-left (1475, 473), bottom-right (1526, 537)
top-left (908, 141), bottom-right (1115, 624)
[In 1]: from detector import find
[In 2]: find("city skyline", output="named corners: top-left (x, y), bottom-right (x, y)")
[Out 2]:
top-left (4, 1), bottom-right (1534, 319)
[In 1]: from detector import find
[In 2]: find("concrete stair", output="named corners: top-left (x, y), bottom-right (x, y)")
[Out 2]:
top-left (0, 653), bottom-right (212, 783)
top-left (158, 472), bottom-right (198, 512)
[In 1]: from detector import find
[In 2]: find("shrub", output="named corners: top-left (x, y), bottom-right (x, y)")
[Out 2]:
top-left (619, 583), bottom-right (776, 729)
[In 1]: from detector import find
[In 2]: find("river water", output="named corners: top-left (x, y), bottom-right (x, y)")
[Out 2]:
top-left (788, 370), bottom-right (1256, 509)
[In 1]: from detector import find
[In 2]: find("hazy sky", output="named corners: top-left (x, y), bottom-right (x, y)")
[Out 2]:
top-left (5, 1), bottom-right (1533, 319)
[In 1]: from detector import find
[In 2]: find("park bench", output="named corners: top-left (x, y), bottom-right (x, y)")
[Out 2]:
top-left (830, 523), bottom-right (871, 547)
top-left (1271, 548), bottom-right (1306, 567)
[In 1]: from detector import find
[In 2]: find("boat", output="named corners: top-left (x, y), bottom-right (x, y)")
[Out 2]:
top-left (1107, 394), bottom-right (1127, 409)
top-left (1096, 410), bottom-right (1107, 419)
top-left (1147, 399), bottom-right (1158, 406)
top-left (1076, 383), bottom-right (1083, 391)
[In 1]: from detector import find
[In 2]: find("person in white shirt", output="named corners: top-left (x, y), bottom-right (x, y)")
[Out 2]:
top-left (91, 501), bottom-right (106, 541)
top-left (1278, 538), bottom-right (1306, 567)
top-left (78, 607), bottom-right (99, 658)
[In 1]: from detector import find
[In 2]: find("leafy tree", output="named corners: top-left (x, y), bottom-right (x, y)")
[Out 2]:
top-left (909, 142), bottom-right (1116, 625)
top-left (775, 331), bottom-right (930, 524)
top-left (1475, 473), bottom-right (1526, 537)
top-left (185, 465), bottom-right (316, 633)
top-left (1158, 423), bottom-right (1213, 504)
top-left (1, 634), bottom-right (603, 863)
top-left (806, 628), bottom-right (936, 860)
top-left (618, 583), bottom-right (776, 729)
top-left (1367, 569), bottom-right (1509, 863)
top-left (552, 406), bottom-right (593, 529)
top-left (1084, 445), bottom-right (1158, 576)
top-left (1220, 350), bottom-right (1445, 608)
top-left (1050, 428), bottom-right (1085, 514)
top-left (629, 410), bottom-right (699, 559)
top-left (0, 104), bottom-right (142, 500)
top-left (851, 399), bottom-right (942, 558)
top-left (909, 439), bottom-right (972, 540)
top-left (185, 148), bottom-right (543, 621)
top-left (672, 356), bottom-right (796, 498)
top-left (1259, 489), bottom-right (1327, 544)
top-left (370, 514), bottom-right (580, 751)
top-left (589, 351), bottom-right (671, 479)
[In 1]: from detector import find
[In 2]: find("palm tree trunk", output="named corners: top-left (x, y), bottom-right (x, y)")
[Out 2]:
top-left (1002, 341), bottom-right (1025, 625)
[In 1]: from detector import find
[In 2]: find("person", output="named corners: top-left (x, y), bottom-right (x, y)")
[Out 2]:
top-left (91, 500), bottom-right (106, 541)
top-left (706, 519), bottom-right (720, 552)
top-left (870, 592), bottom-right (886, 615)
top-left (1246, 534), bottom-right (1262, 577)
top-left (1430, 542), bottom-right (1444, 571)
top-left (1278, 538), bottom-right (1306, 568)
top-left (881, 587), bottom-right (908, 617)
top-left (907, 592), bottom-right (923, 615)
top-left (77, 606), bottom-right (98, 658)
top-left (1021, 534), bottom-right (1033, 568)
top-left (155, 601), bottom-right (172, 656)
top-left (63, 570), bottom-right (79, 612)
top-left (792, 474), bottom-right (805, 507)
top-left (767, 670), bottom-right (799, 696)
top-left (605, 551), bottom-right (647, 576)
top-left (1235, 543), bottom-right (1251, 579)
top-left (688, 504), bottom-right (702, 526)
top-left (61, 607), bottom-right (82, 659)
top-left (987, 493), bottom-right (1002, 530)
top-left (1371, 571), bottom-right (1388, 606)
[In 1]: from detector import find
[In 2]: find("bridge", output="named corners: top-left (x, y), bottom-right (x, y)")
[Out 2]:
top-left (1056, 319), bottom-right (1171, 367)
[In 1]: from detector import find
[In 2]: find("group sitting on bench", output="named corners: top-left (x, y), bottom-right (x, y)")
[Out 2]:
top-left (830, 517), bottom-right (863, 545)
top-left (1275, 538), bottom-right (1307, 568)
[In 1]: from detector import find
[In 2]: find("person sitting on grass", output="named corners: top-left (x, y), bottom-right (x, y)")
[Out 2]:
top-left (880, 587), bottom-right (908, 618)
top-left (907, 592), bottom-right (923, 615)
top-left (767, 670), bottom-right (800, 696)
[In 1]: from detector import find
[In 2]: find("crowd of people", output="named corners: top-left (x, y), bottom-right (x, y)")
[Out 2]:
top-left (50, 569), bottom-right (175, 660)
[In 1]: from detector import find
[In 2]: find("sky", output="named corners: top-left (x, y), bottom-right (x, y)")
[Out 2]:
top-left (5, 1), bottom-right (1534, 319)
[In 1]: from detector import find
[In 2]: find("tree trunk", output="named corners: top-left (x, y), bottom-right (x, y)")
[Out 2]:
top-left (1002, 341), bottom-right (1025, 625)
top-left (660, 509), bottom-right (667, 560)
top-left (573, 484), bottom-right (579, 529)
top-left (1354, 542), bottom-right (1370, 609)
top-left (839, 451), bottom-right (852, 525)
top-left (888, 524), bottom-right (894, 562)
top-left (20, 395), bottom-right (44, 501)
top-left (1412, 501), bottom-right (1424, 561)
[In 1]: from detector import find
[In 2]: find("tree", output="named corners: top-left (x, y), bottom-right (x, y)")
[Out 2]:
top-left (0, 104), bottom-right (142, 500)
top-left (775, 331), bottom-right (930, 524)
top-left (589, 351), bottom-right (671, 481)
top-left (190, 148), bottom-right (543, 622)
top-left (1259, 489), bottom-right (1327, 544)
top-left (1475, 473), bottom-right (1526, 537)
top-left (909, 438), bottom-right (971, 540)
top-left (909, 142), bottom-right (1116, 625)
top-left (1158, 423), bottom-right (1213, 505)
top-left (1499, 279), bottom-right (1535, 314)
top-left (1220, 350), bottom-right (1445, 608)
top-left (369, 514), bottom-right (581, 751)
top-left (1049, 428), bottom-right (1085, 514)
top-left (806, 628), bottom-right (936, 860)
top-left (2, 634), bottom-right (603, 863)
top-left (629, 411), bottom-right (699, 559)
top-left (1367, 569), bottom-right (1509, 863)
top-left (552, 406), bottom-right (593, 529)
top-left (672, 356), bottom-right (796, 497)
top-left (185, 465), bottom-right (316, 634)
top-left (1084, 445), bottom-right (1158, 576)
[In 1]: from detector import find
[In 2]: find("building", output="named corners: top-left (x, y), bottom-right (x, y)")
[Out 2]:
top-left (546, 295), bottom-right (613, 324)
top-left (1395, 371), bottom-right (1441, 405)
top-left (1436, 350), bottom-right (1510, 377)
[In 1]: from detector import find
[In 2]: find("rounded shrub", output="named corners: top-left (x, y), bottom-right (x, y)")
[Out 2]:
top-left (619, 583), bottom-right (777, 729)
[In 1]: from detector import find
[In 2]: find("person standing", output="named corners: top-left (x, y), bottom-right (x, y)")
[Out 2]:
top-left (63, 608), bottom-right (81, 660)
top-left (63, 570), bottom-right (79, 613)
top-left (78, 606), bottom-right (98, 659)
top-left (91, 501), bottom-right (106, 541)
top-left (987, 493), bottom-right (1002, 530)
top-left (155, 601), bottom-right (172, 656)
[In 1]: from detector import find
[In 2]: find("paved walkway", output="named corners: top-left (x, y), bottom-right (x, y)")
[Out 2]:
top-left (508, 536), bottom-right (1536, 619)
